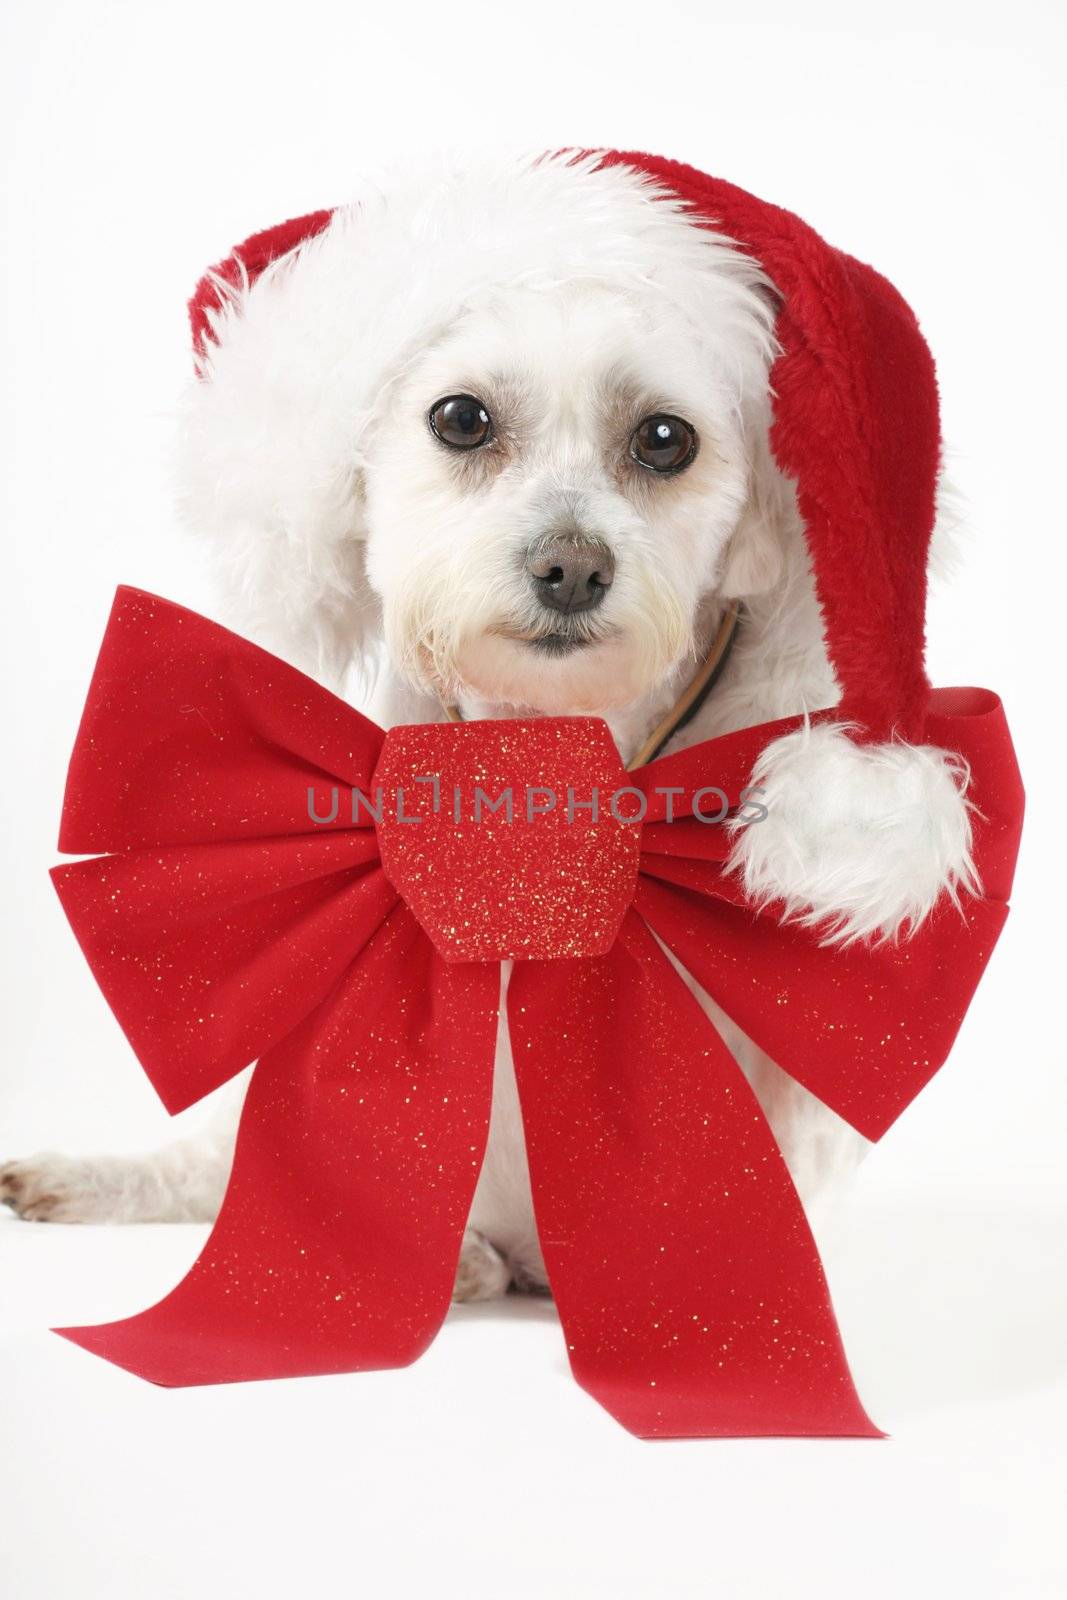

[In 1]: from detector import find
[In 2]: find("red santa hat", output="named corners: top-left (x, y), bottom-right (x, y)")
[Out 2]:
top-left (186, 151), bottom-right (974, 943)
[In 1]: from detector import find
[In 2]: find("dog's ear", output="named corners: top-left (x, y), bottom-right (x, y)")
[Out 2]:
top-left (176, 415), bottom-right (380, 694)
top-left (718, 430), bottom-right (787, 599)
top-left (176, 211), bottom-right (382, 693)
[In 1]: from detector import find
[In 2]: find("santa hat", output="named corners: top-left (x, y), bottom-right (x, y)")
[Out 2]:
top-left (187, 151), bottom-right (975, 943)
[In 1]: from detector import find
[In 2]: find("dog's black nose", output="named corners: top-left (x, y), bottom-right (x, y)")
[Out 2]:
top-left (526, 536), bottom-right (615, 615)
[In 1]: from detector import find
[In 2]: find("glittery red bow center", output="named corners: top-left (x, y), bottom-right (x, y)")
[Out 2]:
top-left (374, 718), bottom-right (642, 962)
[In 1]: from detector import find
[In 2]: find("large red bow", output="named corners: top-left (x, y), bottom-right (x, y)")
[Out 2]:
top-left (50, 589), bottom-right (1023, 1438)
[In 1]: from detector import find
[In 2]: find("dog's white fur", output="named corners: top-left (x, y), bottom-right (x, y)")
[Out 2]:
top-left (2, 155), bottom-right (975, 1301)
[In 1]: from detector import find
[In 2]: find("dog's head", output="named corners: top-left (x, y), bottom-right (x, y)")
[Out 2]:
top-left (179, 155), bottom-right (786, 710)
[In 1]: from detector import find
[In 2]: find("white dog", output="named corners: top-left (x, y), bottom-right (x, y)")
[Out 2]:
top-left (1, 154), bottom-right (971, 1300)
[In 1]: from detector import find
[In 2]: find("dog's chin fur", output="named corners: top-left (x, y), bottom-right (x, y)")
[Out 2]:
top-left (452, 633), bottom-right (666, 715)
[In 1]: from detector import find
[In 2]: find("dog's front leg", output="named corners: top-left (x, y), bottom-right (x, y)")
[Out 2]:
top-left (0, 1080), bottom-right (244, 1224)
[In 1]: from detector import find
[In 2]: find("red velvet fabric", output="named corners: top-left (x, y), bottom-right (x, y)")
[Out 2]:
top-left (50, 590), bottom-right (1023, 1437)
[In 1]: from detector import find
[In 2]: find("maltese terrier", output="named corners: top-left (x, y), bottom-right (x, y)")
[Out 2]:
top-left (2, 153), bottom-right (963, 1300)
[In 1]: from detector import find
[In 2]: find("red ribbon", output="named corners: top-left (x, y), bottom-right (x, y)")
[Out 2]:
top-left (50, 588), bottom-right (1023, 1437)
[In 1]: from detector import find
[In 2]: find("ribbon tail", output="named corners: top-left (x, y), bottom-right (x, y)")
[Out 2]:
top-left (55, 905), bottom-right (500, 1387)
top-left (508, 910), bottom-right (880, 1439)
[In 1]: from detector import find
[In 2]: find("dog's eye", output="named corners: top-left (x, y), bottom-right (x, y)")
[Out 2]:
top-left (429, 395), bottom-right (493, 450)
top-left (630, 414), bottom-right (698, 474)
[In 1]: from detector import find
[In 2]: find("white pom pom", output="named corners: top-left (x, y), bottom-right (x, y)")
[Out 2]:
top-left (726, 722), bottom-right (980, 945)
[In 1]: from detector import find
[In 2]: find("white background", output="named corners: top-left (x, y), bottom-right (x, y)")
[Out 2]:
top-left (1, 1), bottom-right (1064, 1595)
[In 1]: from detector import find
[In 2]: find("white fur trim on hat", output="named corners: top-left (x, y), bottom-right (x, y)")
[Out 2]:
top-left (726, 722), bottom-right (980, 945)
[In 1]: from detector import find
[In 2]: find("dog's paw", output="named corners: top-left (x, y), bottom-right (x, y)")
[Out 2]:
top-left (452, 1228), bottom-right (511, 1302)
top-left (1, 1153), bottom-right (111, 1223)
